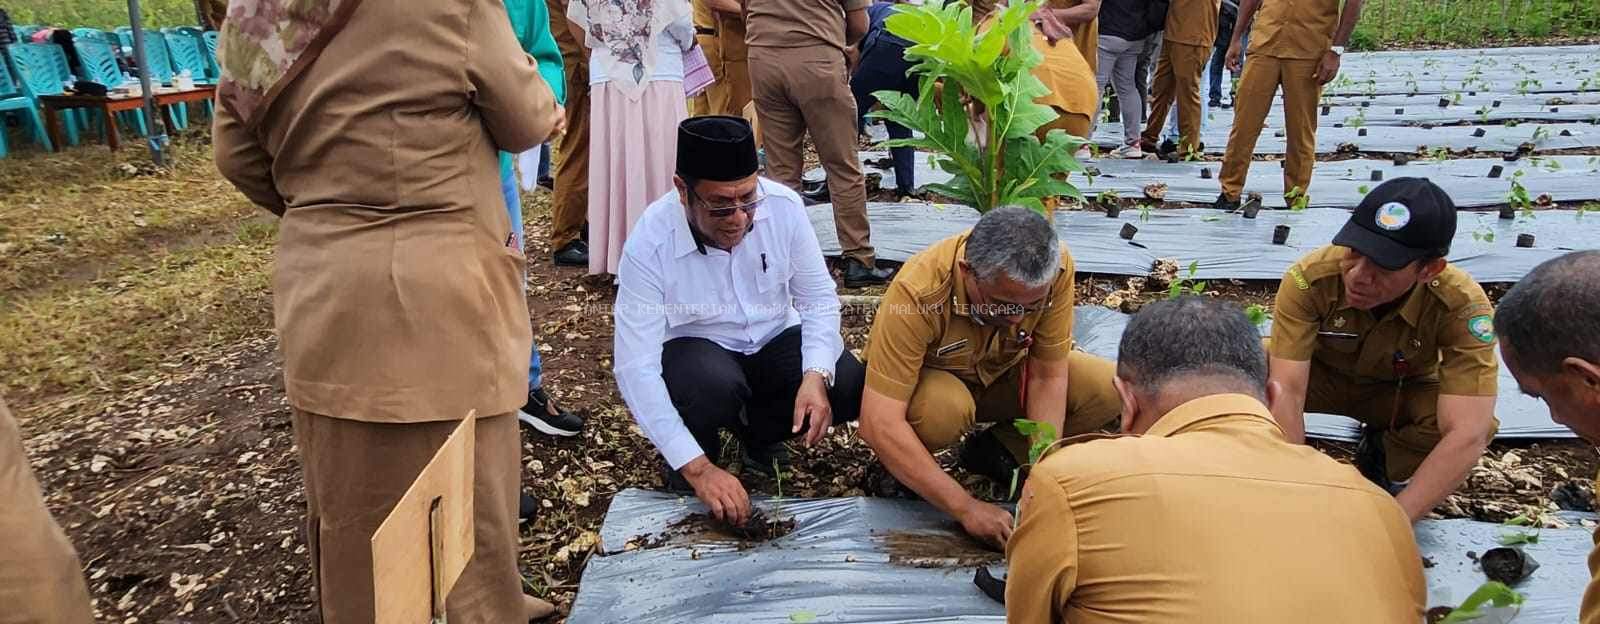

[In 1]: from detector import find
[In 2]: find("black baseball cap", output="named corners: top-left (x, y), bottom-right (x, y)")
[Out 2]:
top-left (1333, 177), bottom-right (1457, 271)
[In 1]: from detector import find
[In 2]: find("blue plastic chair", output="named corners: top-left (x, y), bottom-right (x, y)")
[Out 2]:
top-left (70, 28), bottom-right (116, 46)
top-left (115, 27), bottom-right (134, 51)
top-left (74, 40), bottom-right (125, 87)
top-left (163, 31), bottom-right (214, 120)
top-left (13, 25), bottom-right (43, 42)
top-left (131, 35), bottom-right (190, 130)
top-left (0, 54), bottom-right (54, 154)
top-left (6, 44), bottom-right (80, 147)
top-left (202, 31), bottom-right (220, 81)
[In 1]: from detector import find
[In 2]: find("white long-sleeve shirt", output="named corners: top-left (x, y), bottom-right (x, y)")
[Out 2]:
top-left (613, 180), bottom-right (844, 469)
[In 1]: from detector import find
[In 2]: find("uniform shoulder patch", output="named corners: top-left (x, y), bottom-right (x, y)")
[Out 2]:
top-left (1467, 314), bottom-right (1496, 344)
top-left (1288, 265), bottom-right (1310, 290)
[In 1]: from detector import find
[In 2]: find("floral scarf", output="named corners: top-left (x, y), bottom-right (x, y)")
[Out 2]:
top-left (217, 0), bottom-right (362, 127)
top-left (567, 0), bottom-right (689, 99)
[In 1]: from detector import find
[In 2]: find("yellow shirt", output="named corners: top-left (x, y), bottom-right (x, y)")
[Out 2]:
top-left (1006, 394), bottom-right (1427, 623)
top-left (1269, 245), bottom-right (1499, 396)
top-left (863, 233), bottom-right (1077, 401)
top-left (1029, 27), bottom-right (1098, 116)
top-left (1247, 0), bottom-right (1341, 60)
top-left (1046, 0), bottom-right (1099, 75)
top-left (1586, 468), bottom-right (1600, 624)
top-left (1163, 0), bottom-right (1220, 48)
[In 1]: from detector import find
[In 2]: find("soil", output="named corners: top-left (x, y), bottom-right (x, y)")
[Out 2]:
top-left (630, 510), bottom-right (797, 552)
top-left (1426, 605), bottom-right (1456, 623)
top-left (1480, 547), bottom-right (1538, 585)
top-left (879, 529), bottom-right (1003, 569)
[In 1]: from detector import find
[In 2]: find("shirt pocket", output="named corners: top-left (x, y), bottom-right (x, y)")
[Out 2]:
top-left (928, 338), bottom-right (975, 374)
top-left (664, 269), bottom-right (726, 328)
top-left (1316, 331), bottom-right (1362, 355)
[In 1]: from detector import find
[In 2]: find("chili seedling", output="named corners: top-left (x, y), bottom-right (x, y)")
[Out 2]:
top-left (1166, 261), bottom-right (1207, 300)
top-left (1438, 581), bottom-right (1525, 623)
top-left (1007, 419), bottom-right (1059, 499)
top-left (1244, 304), bottom-right (1271, 329)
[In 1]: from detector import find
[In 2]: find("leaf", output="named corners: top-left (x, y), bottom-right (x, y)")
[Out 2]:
top-left (789, 611), bottom-right (818, 623)
top-left (1440, 582), bottom-right (1525, 623)
top-left (1496, 530), bottom-right (1539, 546)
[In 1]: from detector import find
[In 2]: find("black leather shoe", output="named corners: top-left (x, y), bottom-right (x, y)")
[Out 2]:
top-left (802, 183), bottom-right (831, 206)
top-left (519, 492), bottom-right (539, 524)
top-left (1208, 98), bottom-right (1222, 108)
top-left (842, 258), bottom-right (893, 288)
top-left (1212, 192), bottom-right (1240, 212)
top-left (552, 240), bottom-right (588, 267)
top-left (1158, 138), bottom-right (1177, 155)
top-left (537, 176), bottom-right (554, 191)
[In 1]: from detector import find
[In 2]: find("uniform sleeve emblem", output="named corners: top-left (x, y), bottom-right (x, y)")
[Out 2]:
top-left (1288, 266), bottom-right (1310, 290)
top-left (1467, 315), bottom-right (1495, 343)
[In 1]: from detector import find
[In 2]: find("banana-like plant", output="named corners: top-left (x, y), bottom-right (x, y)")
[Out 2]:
top-left (868, 0), bottom-right (1087, 215)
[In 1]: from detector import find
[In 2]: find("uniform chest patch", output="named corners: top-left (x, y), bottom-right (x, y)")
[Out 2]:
top-left (1467, 315), bottom-right (1496, 343)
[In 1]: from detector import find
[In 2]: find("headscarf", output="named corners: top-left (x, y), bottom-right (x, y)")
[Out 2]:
top-left (566, 0), bottom-right (690, 99)
top-left (217, 0), bottom-right (363, 127)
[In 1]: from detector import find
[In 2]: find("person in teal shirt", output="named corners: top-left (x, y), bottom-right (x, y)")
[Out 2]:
top-left (500, 0), bottom-right (585, 441)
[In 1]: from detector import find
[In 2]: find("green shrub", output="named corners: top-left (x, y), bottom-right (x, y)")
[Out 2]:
top-left (6, 0), bottom-right (197, 30)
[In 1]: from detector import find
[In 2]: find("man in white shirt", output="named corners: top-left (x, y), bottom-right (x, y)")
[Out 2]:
top-left (613, 116), bottom-right (865, 526)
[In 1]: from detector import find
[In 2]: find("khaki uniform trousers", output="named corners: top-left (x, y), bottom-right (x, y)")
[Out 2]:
top-left (749, 44), bottom-right (874, 266)
top-left (689, 18), bottom-right (752, 117)
top-left (906, 351), bottom-right (1122, 461)
top-left (1219, 55), bottom-right (1321, 200)
top-left (0, 400), bottom-right (94, 624)
top-left (1303, 363), bottom-right (1501, 482)
top-left (1140, 40), bottom-right (1209, 154)
top-left (293, 411), bottom-right (521, 624)
top-left (547, 0), bottom-right (590, 250)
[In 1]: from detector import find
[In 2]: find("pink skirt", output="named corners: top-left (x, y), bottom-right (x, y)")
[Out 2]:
top-left (587, 81), bottom-right (688, 275)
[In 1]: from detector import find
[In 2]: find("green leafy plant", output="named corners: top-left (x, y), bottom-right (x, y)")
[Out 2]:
top-left (870, 0), bottom-right (1086, 215)
top-left (1471, 215), bottom-right (1496, 243)
top-left (1496, 514), bottom-right (1542, 545)
top-left (1438, 581), bottom-right (1526, 623)
top-left (1344, 109), bottom-right (1367, 128)
top-left (1244, 304), bottom-right (1271, 328)
top-left (1515, 76), bottom-right (1543, 95)
top-left (1357, 184), bottom-right (1371, 195)
top-left (1138, 203), bottom-right (1154, 223)
top-left (1167, 261), bottom-right (1207, 299)
top-left (1508, 170), bottom-right (1534, 219)
top-left (1530, 125), bottom-right (1551, 146)
top-left (1427, 146), bottom-right (1452, 162)
top-left (1285, 186), bottom-right (1310, 212)
top-left (1008, 419), bottom-right (1059, 498)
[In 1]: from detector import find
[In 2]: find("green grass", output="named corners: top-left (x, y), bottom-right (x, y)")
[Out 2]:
top-left (1351, 0), bottom-right (1600, 50)
top-left (6, 0), bottom-right (198, 30)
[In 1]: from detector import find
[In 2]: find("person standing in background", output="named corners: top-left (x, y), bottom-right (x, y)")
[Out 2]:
top-left (688, 0), bottom-right (752, 117)
top-left (1214, 0), bottom-right (1366, 210)
top-left (546, 0), bottom-right (591, 267)
top-left (1029, 9), bottom-right (1100, 160)
top-left (746, 0), bottom-right (892, 288)
top-left (567, 0), bottom-right (695, 277)
top-left (0, 397), bottom-right (95, 624)
top-left (1208, 0), bottom-right (1238, 108)
top-left (1093, 0), bottom-right (1168, 158)
top-left (501, 0), bottom-right (586, 452)
top-left (1139, 0), bottom-right (1217, 159)
top-left (212, 0), bottom-right (562, 619)
top-left (851, 0), bottom-right (919, 199)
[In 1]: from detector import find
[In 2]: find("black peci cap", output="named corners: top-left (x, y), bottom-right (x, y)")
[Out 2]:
top-left (1333, 177), bottom-right (1457, 271)
top-left (676, 115), bottom-right (759, 182)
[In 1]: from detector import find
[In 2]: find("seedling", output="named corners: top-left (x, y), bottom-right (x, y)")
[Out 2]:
top-left (1345, 109), bottom-right (1367, 129)
top-left (1427, 146), bottom-right (1451, 162)
top-left (1530, 126), bottom-right (1551, 146)
top-left (1497, 514), bottom-right (1542, 545)
top-left (1437, 582), bottom-right (1525, 623)
top-left (1138, 203), bottom-right (1154, 223)
top-left (1285, 186), bottom-right (1310, 212)
top-left (1182, 143), bottom-right (1203, 162)
top-left (1357, 184), bottom-right (1371, 195)
top-left (1515, 76), bottom-right (1543, 95)
top-left (1166, 261), bottom-right (1207, 300)
top-left (1507, 170), bottom-right (1533, 219)
top-left (1471, 215), bottom-right (1496, 243)
top-left (1008, 419), bottom-right (1059, 499)
top-left (1244, 304), bottom-right (1271, 329)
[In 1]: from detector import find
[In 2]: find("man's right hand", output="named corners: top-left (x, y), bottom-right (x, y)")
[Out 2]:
top-left (681, 457), bottom-right (751, 526)
top-left (957, 499), bottom-right (1014, 549)
top-left (1224, 41), bottom-right (1243, 73)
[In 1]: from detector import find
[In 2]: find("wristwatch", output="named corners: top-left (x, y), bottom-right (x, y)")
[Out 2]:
top-left (1330, 45), bottom-right (1346, 56)
top-left (804, 367), bottom-right (835, 388)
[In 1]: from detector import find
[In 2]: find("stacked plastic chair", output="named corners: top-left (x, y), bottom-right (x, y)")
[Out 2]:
top-left (5, 43), bottom-right (80, 147)
top-left (163, 29), bottom-right (213, 119)
top-left (201, 31), bottom-right (220, 81)
top-left (0, 51), bottom-right (53, 154)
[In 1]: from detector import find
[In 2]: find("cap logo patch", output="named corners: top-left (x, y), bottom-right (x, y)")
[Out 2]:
top-left (1376, 202), bottom-right (1411, 231)
top-left (1467, 315), bottom-right (1495, 344)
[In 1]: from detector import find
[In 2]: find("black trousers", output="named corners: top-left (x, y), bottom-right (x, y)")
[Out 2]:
top-left (850, 38), bottom-right (917, 195)
top-left (662, 325), bottom-right (865, 461)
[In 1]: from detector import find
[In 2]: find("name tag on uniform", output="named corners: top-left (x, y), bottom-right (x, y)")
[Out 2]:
top-left (936, 339), bottom-right (969, 356)
top-left (1317, 331), bottom-right (1360, 340)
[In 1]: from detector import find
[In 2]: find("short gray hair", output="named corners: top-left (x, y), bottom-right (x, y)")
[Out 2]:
top-left (965, 206), bottom-right (1060, 289)
top-left (1117, 296), bottom-right (1268, 399)
top-left (1497, 251), bottom-right (1600, 376)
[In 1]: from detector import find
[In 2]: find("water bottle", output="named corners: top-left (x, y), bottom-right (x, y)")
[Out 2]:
top-left (177, 70), bottom-right (193, 90)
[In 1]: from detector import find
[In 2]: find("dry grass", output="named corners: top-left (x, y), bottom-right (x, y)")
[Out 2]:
top-left (0, 133), bottom-right (276, 418)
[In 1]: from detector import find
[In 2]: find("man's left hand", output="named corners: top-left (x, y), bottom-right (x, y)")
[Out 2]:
top-left (1032, 10), bottom-right (1072, 46)
top-left (792, 372), bottom-right (833, 447)
top-left (1315, 50), bottom-right (1341, 84)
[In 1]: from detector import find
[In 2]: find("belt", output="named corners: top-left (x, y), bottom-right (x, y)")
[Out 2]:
top-left (695, 26), bottom-right (718, 36)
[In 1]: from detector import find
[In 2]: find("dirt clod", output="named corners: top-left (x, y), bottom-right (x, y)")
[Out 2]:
top-left (881, 530), bottom-right (1002, 569)
top-left (1481, 547), bottom-right (1539, 585)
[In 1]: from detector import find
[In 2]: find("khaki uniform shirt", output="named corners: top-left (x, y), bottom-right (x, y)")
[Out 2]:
top-left (1163, 0), bottom-right (1220, 48)
top-left (1247, 0), bottom-right (1340, 60)
top-left (745, 0), bottom-right (870, 52)
top-left (1269, 245), bottom-right (1499, 396)
top-left (863, 234), bottom-right (1078, 402)
top-left (214, 0), bottom-right (556, 423)
top-left (0, 398), bottom-right (94, 624)
top-left (1006, 394), bottom-right (1426, 623)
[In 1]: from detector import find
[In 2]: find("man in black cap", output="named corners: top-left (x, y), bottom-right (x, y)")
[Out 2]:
top-left (612, 116), bottom-right (866, 526)
top-left (1265, 177), bottom-right (1499, 523)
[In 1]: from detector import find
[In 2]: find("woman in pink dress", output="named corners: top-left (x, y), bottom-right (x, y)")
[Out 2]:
top-left (567, 0), bottom-right (694, 276)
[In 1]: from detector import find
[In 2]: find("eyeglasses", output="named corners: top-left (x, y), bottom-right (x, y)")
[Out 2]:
top-left (966, 279), bottom-right (1050, 318)
top-left (691, 186), bottom-right (766, 219)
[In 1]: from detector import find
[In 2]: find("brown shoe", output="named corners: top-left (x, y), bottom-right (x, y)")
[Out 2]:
top-left (524, 594), bottom-right (557, 621)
